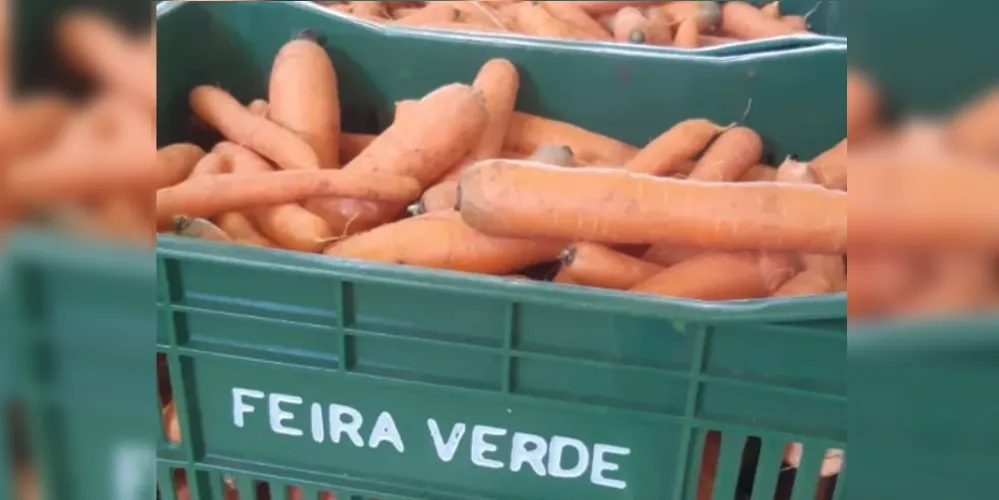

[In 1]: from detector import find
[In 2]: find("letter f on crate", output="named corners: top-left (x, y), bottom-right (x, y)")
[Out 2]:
top-left (233, 388), bottom-right (265, 427)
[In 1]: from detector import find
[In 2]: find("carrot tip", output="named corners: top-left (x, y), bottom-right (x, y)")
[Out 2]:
top-left (172, 215), bottom-right (193, 234)
top-left (293, 29), bottom-right (326, 45)
top-left (628, 30), bottom-right (647, 44)
top-left (406, 202), bottom-right (426, 216)
top-left (558, 246), bottom-right (576, 265)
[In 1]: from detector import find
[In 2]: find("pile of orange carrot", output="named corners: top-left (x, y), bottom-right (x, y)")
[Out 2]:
top-left (1, 9), bottom-right (155, 244)
top-left (319, 1), bottom-right (815, 49)
top-left (154, 29), bottom-right (847, 304)
top-left (847, 70), bottom-right (999, 320)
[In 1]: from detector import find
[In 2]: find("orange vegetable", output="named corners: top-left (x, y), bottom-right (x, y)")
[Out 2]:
top-left (551, 267), bottom-right (577, 284)
top-left (458, 160), bottom-right (847, 253)
top-left (773, 156), bottom-right (816, 184)
top-left (351, 1), bottom-right (387, 18)
top-left (444, 59), bottom-right (520, 179)
top-left (760, 1), bottom-right (780, 18)
top-left (661, 1), bottom-right (721, 32)
top-left (324, 210), bottom-right (563, 275)
top-left (569, 1), bottom-right (664, 15)
top-left (809, 139), bottom-right (847, 190)
top-left (642, 244), bottom-right (704, 267)
top-left (772, 268), bottom-right (836, 297)
top-left (215, 212), bottom-right (278, 248)
top-left (305, 83), bottom-right (487, 234)
top-left (189, 85), bottom-right (320, 170)
top-left (156, 169), bottom-right (421, 222)
top-left (173, 216), bottom-right (233, 243)
top-left (188, 151), bottom-right (231, 177)
top-left (0, 94), bottom-right (73, 164)
top-left (739, 164), bottom-right (778, 181)
top-left (673, 17), bottom-right (701, 48)
top-left (510, 1), bottom-right (593, 40)
top-left (611, 7), bottom-right (650, 43)
top-left (847, 254), bottom-right (923, 318)
top-left (98, 195), bottom-right (152, 244)
top-left (625, 119), bottom-right (727, 175)
top-left (631, 251), bottom-right (798, 300)
top-left (781, 15), bottom-right (808, 31)
top-left (540, 1), bottom-right (613, 41)
top-left (719, 1), bottom-right (798, 39)
top-left (847, 70), bottom-right (881, 143)
top-left (214, 141), bottom-right (334, 252)
top-left (947, 88), bottom-right (999, 159)
top-left (162, 401), bottom-right (181, 444)
top-left (247, 99), bottom-right (269, 117)
top-left (446, 1), bottom-right (514, 29)
top-left (269, 31), bottom-right (341, 169)
top-left (339, 132), bottom-right (377, 164)
top-left (407, 21), bottom-right (509, 33)
top-left (395, 3), bottom-right (459, 25)
top-left (157, 143), bottom-right (207, 188)
top-left (699, 34), bottom-right (738, 46)
top-left (505, 111), bottom-right (638, 165)
top-left (560, 242), bottom-right (663, 289)
top-left (687, 126), bottom-right (763, 181)
top-left (643, 7), bottom-right (675, 45)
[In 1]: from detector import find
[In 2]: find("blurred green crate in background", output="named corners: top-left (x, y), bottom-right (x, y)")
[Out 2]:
top-left (154, 2), bottom-right (845, 499)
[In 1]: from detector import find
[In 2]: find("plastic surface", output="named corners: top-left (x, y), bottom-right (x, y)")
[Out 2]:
top-left (156, 2), bottom-right (845, 499)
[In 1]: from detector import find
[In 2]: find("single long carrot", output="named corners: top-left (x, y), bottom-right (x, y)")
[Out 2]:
top-left (847, 70), bottom-right (881, 144)
top-left (505, 112), bottom-right (638, 165)
top-left (673, 17), bottom-right (700, 48)
top-left (157, 169), bottom-right (421, 222)
top-left (540, 1), bottom-right (613, 41)
top-left (158, 143), bottom-right (207, 188)
top-left (809, 139), bottom-right (847, 190)
top-left (661, 1), bottom-right (721, 32)
top-left (510, 2), bottom-right (594, 40)
top-left (687, 126), bottom-right (762, 181)
top-left (644, 7), bottom-right (675, 45)
top-left (457, 160), bottom-right (847, 253)
top-left (444, 59), bottom-right (520, 179)
top-left (269, 31), bottom-right (341, 169)
top-left (642, 244), bottom-right (704, 267)
top-left (395, 2), bottom-right (459, 25)
top-left (631, 251), bottom-right (798, 300)
top-left (215, 212), bottom-right (278, 248)
top-left (719, 1), bottom-right (798, 39)
top-left (947, 89), bottom-right (999, 160)
top-left (213, 141), bottom-right (334, 252)
top-left (611, 7), bottom-right (650, 43)
top-left (625, 119), bottom-right (727, 175)
top-left (560, 242), bottom-right (663, 290)
top-left (305, 83), bottom-right (488, 234)
top-left (340, 132), bottom-right (377, 164)
top-left (324, 210), bottom-right (563, 275)
top-left (189, 85), bottom-right (320, 170)
top-left (407, 21), bottom-right (509, 33)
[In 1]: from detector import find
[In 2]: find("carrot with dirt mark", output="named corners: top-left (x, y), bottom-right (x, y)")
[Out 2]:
top-left (540, 1), bottom-right (612, 41)
top-left (625, 119), bottom-right (727, 175)
top-left (510, 1), bottom-right (595, 40)
top-left (157, 143), bottom-right (206, 188)
top-left (444, 59), bottom-right (520, 179)
top-left (189, 85), bottom-right (320, 170)
top-left (631, 251), bottom-right (798, 300)
top-left (809, 139), bottom-right (847, 190)
top-left (687, 126), bottom-right (763, 181)
top-left (611, 7), bottom-right (650, 43)
top-left (173, 216), bottom-right (233, 243)
top-left (214, 212), bottom-right (278, 248)
top-left (395, 3), bottom-right (460, 25)
top-left (457, 160), bottom-right (847, 253)
top-left (559, 242), bottom-right (663, 289)
top-left (505, 111), bottom-right (638, 165)
top-left (661, 1), bottom-right (721, 32)
top-left (719, 1), bottom-right (799, 39)
top-left (339, 133), bottom-right (377, 164)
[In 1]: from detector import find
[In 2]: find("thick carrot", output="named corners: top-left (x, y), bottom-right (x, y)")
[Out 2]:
top-left (189, 85), bottom-right (319, 170)
top-left (570, 1), bottom-right (665, 15)
top-left (551, 267), bottom-right (577, 284)
top-left (781, 15), bottom-right (808, 31)
top-left (760, 1), bottom-right (780, 18)
top-left (409, 21), bottom-right (510, 33)
top-left (156, 169), bottom-right (421, 222)
top-left (631, 251), bottom-right (798, 300)
top-left (719, 1), bottom-right (798, 39)
top-left (809, 139), bottom-right (847, 190)
top-left (214, 212), bottom-right (277, 248)
top-left (625, 119), bottom-right (727, 175)
top-left (739, 164), bottom-right (778, 181)
top-left (396, 3), bottom-right (460, 25)
top-left (213, 141), bottom-right (334, 252)
top-left (673, 18), bottom-right (700, 48)
top-left (447, 1), bottom-right (514, 29)
top-left (687, 126), bottom-right (762, 181)
top-left (444, 59), bottom-right (520, 179)
top-left (98, 195), bottom-right (153, 244)
top-left (7, 148), bottom-right (153, 207)
top-left (188, 151), bottom-right (231, 177)
top-left (560, 242), bottom-right (663, 289)
top-left (163, 401), bottom-right (181, 444)
top-left (0, 94), bottom-right (73, 163)
top-left (324, 210), bottom-right (563, 275)
top-left (269, 31), bottom-right (341, 169)
top-left (340, 133), bottom-right (377, 164)
top-left (698, 34), bottom-right (738, 46)
top-left (661, 1), bottom-right (721, 32)
top-left (540, 1), bottom-right (613, 41)
top-left (422, 144), bottom-right (576, 215)
top-left (158, 143), bottom-right (207, 188)
top-left (947, 89), bottom-right (999, 159)
top-left (611, 7), bottom-right (650, 43)
top-left (847, 70), bottom-right (881, 143)
top-left (644, 7), bottom-right (675, 45)
top-left (642, 244), bottom-right (703, 267)
top-left (458, 160), bottom-right (847, 252)
top-left (772, 268), bottom-right (835, 297)
top-left (510, 2), bottom-right (594, 40)
top-left (173, 216), bottom-right (233, 243)
top-left (305, 83), bottom-right (487, 234)
top-left (351, 1), bottom-right (387, 18)
top-left (247, 99), bottom-right (269, 117)
top-left (505, 112), bottom-right (638, 165)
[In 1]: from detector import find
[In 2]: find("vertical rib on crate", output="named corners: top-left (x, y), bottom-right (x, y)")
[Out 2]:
top-left (714, 432), bottom-right (748, 499)
top-left (831, 460), bottom-right (846, 500)
top-left (1, 404), bottom-right (15, 500)
top-left (336, 280), bottom-right (352, 372)
top-left (750, 439), bottom-right (785, 499)
top-left (672, 324), bottom-right (710, 499)
top-left (789, 443), bottom-right (824, 500)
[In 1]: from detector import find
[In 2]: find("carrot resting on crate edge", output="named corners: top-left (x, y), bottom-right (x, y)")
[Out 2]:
top-left (559, 242), bottom-right (663, 290)
top-left (156, 169), bottom-right (421, 223)
top-left (505, 111), bottom-right (638, 165)
top-left (457, 160), bottom-right (847, 253)
top-left (631, 251), bottom-right (799, 300)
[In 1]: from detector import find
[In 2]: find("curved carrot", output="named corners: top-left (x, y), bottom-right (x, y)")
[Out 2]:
top-left (351, 1), bottom-right (387, 18)
top-left (505, 111), bottom-right (638, 165)
top-left (739, 164), bottom-right (778, 181)
top-left (687, 126), bottom-right (762, 181)
top-left (458, 160), bottom-right (847, 253)
top-left (305, 83), bottom-right (487, 234)
top-left (324, 210), bottom-right (563, 275)
top-left (215, 212), bottom-right (277, 248)
top-left (158, 143), bottom-right (207, 188)
top-left (661, 1), bottom-right (721, 32)
top-left (173, 216), bottom-right (233, 243)
top-left (213, 141), bottom-right (334, 252)
top-left (189, 85), bottom-right (320, 170)
top-left (641, 244), bottom-right (704, 267)
top-left (719, 1), bottom-right (798, 39)
top-left (560, 242), bottom-right (663, 290)
top-left (761, 1), bottom-right (780, 18)
top-left (947, 88), bottom-right (999, 159)
top-left (809, 139), bottom-right (847, 190)
top-left (540, 1), bottom-right (613, 40)
top-left (340, 132), bottom-right (377, 164)
top-left (631, 251), bottom-right (798, 300)
top-left (188, 151), bottom-right (231, 177)
top-left (773, 156), bottom-right (817, 184)
top-left (847, 70), bottom-right (881, 143)
top-left (625, 119), bottom-right (727, 175)
top-left (446, 1), bottom-right (515, 29)
top-left (395, 3), bottom-right (459, 25)
top-left (644, 7), bottom-right (675, 45)
top-left (673, 17), bottom-right (700, 48)
top-left (551, 267), bottom-right (577, 284)
top-left (772, 268), bottom-right (834, 297)
top-left (247, 99), bottom-right (269, 117)
top-left (157, 169), bottom-right (421, 222)
top-left (269, 31), bottom-right (341, 169)
top-left (611, 7), bottom-right (650, 43)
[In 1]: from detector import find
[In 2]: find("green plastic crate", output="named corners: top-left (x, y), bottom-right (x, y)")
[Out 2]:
top-left (156, 2), bottom-right (845, 499)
